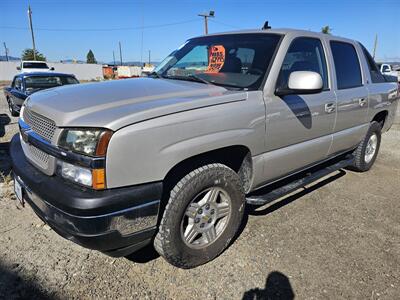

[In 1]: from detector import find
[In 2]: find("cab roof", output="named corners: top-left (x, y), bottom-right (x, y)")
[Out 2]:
top-left (200, 28), bottom-right (357, 44)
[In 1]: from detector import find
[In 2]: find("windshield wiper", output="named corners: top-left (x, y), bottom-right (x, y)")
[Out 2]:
top-left (162, 74), bottom-right (211, 85)
top-left (162, 74), bottom-right (244, 90)
top-left (148, 71), bottom-right (164, 78)
top-left (187, 74), bottom-right (212, 85)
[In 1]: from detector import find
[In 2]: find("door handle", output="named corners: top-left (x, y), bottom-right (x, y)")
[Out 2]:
top-left (325, 102), bottom-right (336, 114)
top-left (358, 97), bottom-right (367, 107)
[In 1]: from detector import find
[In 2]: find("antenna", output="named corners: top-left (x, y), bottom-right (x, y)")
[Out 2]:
top-left (262, 21), bottom-right (271, 30)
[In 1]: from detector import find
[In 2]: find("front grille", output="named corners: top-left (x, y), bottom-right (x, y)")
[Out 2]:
top-left (23, 108), bottom-right (56, 142)
top-left (29, 144), bottom-right (50, 169)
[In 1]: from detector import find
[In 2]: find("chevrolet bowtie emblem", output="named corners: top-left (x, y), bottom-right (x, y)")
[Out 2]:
top-left (20, 127), bottom-right (29, 143)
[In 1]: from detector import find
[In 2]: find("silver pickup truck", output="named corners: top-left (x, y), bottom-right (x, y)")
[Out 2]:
top-left (10, 28), bottom-right (399, 268)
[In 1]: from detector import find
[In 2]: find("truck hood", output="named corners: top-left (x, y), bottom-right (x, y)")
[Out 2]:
top-left (25, 78), bottom-right (247, 131)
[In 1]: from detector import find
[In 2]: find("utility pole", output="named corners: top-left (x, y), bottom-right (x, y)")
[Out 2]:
top-left (113, 51), bottom-right (116, 66)
top-left (119, 42), bottom-right (123, 66)
top-left (3, 42), bottom-right (9, 61)
top-left (140, 16), bottom-right (144, 65)
top-left (27, 5), bottom-right (37, 60)
top-left (372, 34), bottom-right (378, 59)
top-left (198, 11), bottom-right (215, 35)
top-left (148, 50), bottom-right (151, 65)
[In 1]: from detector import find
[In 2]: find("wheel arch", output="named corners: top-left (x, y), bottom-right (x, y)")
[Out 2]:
top-left (162, 145), bottom-right (253, 195)
top-left (371, 110), bottom-right (388, 129)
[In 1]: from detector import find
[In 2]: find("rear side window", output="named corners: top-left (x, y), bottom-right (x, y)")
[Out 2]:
top-left (62, 76), bottom-right (79, 85)
top-left (330, 41), bottom-right (362, 89)
top-left (277, 37), bottom-right (329, 90)
top-left (359, 44), bottom-right (385, 83)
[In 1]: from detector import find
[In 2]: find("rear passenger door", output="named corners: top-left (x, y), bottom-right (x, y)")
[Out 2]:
top-left (328, 41), bottom-right (369, 155)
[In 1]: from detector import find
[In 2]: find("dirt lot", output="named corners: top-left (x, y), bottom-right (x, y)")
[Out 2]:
top-left (0, 86), bottom-right (399, 299)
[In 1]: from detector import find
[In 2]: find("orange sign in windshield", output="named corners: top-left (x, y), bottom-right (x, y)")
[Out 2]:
top-left (206, 45), bottom-right (225, 73)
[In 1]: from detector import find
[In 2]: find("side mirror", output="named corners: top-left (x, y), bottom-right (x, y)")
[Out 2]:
top-left (275, 71), bottom-right (323, 96)
top-left (16, 66), bottom-right (21, 70)
top-left (50, 67), bottom-right (55, 71)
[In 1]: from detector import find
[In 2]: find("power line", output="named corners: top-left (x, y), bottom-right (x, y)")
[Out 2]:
top-left (0, 19), bottom-right (199, 32)
top-left (209, 19), bottom-right (240, 29)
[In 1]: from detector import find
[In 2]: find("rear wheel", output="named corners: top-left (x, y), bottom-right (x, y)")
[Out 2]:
top-left (154, 163), bottom-right (245, 268)
top-left (349, 121), bottom-right (381, 172)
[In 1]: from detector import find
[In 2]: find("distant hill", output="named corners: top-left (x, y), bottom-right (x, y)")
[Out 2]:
top-left (0, 56), bottom-right (20, 61)
top-left (59, 59), bottom-right (87, 64)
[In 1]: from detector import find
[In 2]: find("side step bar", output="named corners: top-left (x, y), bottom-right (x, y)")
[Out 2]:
top-left (246, 155), bottom-right (354, 206)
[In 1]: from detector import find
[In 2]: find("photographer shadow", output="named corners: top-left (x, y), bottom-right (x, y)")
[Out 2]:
top-left (0, 113), bottom-right (11, 137)
top-left (243, 271), bottom-right (295, 300)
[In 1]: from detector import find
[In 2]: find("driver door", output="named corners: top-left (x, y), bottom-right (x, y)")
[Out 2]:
top-left (261, 36), bottom-right (337, 182)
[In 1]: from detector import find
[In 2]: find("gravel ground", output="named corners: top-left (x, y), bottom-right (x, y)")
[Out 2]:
top-left (0, 86), bottom-right (399, 299)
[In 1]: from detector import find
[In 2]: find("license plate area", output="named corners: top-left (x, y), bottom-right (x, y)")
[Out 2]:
top-left (14, 176), bottom-right (25, 206)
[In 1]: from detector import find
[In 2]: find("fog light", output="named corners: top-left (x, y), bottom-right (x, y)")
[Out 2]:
top-left (60, 161), bottom-right (92, 187)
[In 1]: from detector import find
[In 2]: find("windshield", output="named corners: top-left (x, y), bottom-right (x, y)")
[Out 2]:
top-left (24, 76), bottom-right (79, 92)
top-left (23, 62), bottom-right (49, 69)
top-left (154, 33), bottom-right (281, 90)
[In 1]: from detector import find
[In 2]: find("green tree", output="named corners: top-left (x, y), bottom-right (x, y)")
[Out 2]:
top-left (321, 26), bottom-right (332, 34)
top-left (86, 49), bottom-right (97, 64)
top-left (21, 48), bottom-right (46, 61)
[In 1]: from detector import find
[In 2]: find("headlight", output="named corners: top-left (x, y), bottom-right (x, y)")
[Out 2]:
top-left (58, 128), bottom-right (113, 157)
top-left (57, 128), bottom-right (111, 190)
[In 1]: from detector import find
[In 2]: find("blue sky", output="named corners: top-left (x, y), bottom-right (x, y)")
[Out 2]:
top-left (1, 0), bottom-right (399, 63)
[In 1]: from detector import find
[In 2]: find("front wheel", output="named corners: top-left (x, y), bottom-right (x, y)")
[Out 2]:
top-left (154, 163), bottom-right (245, 268)
top-left (349, 121), bottom-right (381, 172)
top-left (7, 98), bottom-right (19, 117)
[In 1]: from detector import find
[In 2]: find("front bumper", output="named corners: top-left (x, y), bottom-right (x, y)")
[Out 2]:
top-left (10, 134), bottom-right (163, 256)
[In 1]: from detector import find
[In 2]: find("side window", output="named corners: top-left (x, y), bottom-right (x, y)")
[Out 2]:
top-left (15, 78), bottom-right (22, 90)
top-left (330, 41), bottom-right (362, 89)
top-left (277, 37), bottom-right (329, 90)
top-left (359, 44), bottom-right (385, 84)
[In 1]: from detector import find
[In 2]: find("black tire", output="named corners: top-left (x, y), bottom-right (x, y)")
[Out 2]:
top-left (348, 121), bottom-right (381, 172)
top-left (154, 163), bottom-right (245, 268)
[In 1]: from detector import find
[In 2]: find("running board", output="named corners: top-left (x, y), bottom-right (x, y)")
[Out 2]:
top-left (246, 155), bottom-right (354, 206)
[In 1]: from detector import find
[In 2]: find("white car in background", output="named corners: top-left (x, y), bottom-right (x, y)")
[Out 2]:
top-left (379, 63), bottom-right (400, 82)
top-left (17, 61), bottom-right (55, 73)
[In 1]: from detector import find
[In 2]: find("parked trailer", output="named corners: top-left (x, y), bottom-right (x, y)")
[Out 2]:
top-left (117, 66), bottom-right (142, 78)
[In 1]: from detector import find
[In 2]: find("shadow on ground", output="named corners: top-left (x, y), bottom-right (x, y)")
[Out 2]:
top-left (243, 271), bottom-right (295, 300)
top-left (0, 113), bottom-right (10, 138)
top-left (247, 170), bottom-right (346, 216)
top-left (125, 243), bottom-right (160, 263)
top-left (0, 261), bottom-right (54, 300)
top-left (0, 114), bottom-right (12, 179)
